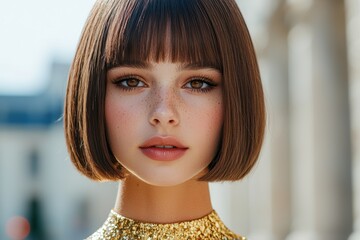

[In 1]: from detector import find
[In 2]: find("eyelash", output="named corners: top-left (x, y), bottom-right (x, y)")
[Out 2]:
top-left (111, 75), bottom-right (217, 93)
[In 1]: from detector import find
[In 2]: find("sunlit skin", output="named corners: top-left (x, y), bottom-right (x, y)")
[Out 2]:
top-left (105, 60), bottom-right (223, 223)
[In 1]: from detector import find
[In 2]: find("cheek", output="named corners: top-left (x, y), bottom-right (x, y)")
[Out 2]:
top-left (186, 99), bottom-right (223, 155)
top-left (206, 105), bottom-right (223, 145)
top-left (194, 100), bottom-right (223, 136)
top-left (105, 102), bottom-right (124, 133)
top-left (104, 95), bottom-right (140, 145)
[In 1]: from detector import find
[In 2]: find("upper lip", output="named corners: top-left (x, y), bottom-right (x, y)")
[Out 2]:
top-left (140, 136), bottom-right (188, 149)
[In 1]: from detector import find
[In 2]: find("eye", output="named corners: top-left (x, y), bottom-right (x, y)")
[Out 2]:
top-left (112, 76), bottom-right (147, 91)
top-left (188, 80), bottom-right (205, 89)
top-left (118, 78), bottom-right (145, 88)
top-left (183, 78), bottom-right (216, 92)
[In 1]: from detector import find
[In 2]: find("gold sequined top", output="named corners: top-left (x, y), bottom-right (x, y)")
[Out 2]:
top-left (86, 210), bottom-right (245, 240)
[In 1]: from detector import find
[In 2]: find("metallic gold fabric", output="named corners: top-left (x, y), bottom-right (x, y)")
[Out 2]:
top-left (86, 210), bottom-right (245, 240)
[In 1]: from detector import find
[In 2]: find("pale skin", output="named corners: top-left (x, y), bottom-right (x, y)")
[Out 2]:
top-left (105, 60), bottom-right (223, 223)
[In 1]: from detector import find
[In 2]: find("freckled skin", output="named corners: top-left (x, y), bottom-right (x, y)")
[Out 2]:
top-left (105, 61), bottom-right (223, 187)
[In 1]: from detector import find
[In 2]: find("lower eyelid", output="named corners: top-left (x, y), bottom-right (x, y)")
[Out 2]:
top-left (189, 87), bottom-right (214, 93)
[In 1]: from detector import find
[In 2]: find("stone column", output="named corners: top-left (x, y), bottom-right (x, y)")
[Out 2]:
top-left (346, 0), bottom-right (360, 239)
top-left (286, 0), bottom-right (353, 239)
top-left (264, 3), bottom-right (292, 239)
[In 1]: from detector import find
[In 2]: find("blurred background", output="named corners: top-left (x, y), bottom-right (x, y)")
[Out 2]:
top-left (0, 0), bottom-right (359, 239)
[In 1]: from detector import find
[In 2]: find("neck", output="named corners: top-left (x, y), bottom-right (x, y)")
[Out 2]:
top-left (113, 175), bottom-right (213, 223)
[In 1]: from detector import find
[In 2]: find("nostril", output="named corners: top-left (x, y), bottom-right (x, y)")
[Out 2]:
top-left (148, 102), bottom-right (179, 126)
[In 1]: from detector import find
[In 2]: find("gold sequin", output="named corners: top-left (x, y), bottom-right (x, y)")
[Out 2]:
top-left (86, 210), bottom-right (246, 240)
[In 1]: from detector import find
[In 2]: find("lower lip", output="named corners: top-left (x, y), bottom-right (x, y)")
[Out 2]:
top-left (140, 147), bottom-right (187, 161)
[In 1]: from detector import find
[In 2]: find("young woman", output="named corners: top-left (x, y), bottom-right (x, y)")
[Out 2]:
top-left (64, 0), bottom-right (265, 239)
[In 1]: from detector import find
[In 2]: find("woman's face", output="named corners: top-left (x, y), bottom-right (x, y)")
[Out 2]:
top-left (105, 60), bottom-right (223, 186)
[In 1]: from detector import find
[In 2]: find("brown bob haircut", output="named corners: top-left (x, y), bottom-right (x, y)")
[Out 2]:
top-left (64, 0), bottom-right (265, 182)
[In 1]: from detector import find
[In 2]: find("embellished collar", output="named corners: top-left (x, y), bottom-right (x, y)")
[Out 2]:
top-left (87, 210), bottom-right (245, 239)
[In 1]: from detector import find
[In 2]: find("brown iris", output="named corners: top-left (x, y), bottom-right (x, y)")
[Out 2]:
top-left (190, 80), bottom-right (204, 89)
top-left (126, 79), bottom-right (140, 87)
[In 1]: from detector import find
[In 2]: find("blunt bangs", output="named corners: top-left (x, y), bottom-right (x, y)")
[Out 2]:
top-left (104, 0), bottom-right (222, 70)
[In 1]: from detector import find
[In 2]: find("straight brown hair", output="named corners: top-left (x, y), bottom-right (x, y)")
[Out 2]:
top-left (64, 0), bottom-right (266, 181)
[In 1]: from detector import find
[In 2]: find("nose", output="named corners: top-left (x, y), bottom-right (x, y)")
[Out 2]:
top-left (148, 88), bottom-right (180, 127)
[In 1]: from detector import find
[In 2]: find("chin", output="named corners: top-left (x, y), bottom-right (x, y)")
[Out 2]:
top-left (137, 175), bottom-right (194, 187)
top-left (132, 169), bottom-right (208, 187)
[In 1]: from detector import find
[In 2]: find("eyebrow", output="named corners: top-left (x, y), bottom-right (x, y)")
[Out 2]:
top-left (112, 61), bottom-right (221, 72)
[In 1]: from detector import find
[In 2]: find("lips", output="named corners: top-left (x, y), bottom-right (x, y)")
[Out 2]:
top-left (139, 136), bottom-right (188, 161)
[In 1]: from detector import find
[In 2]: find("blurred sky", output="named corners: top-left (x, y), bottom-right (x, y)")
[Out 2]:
top-left (0, 0), bottom-right (268, 96)
top-left (0, 0), bottom-right (96, 95)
